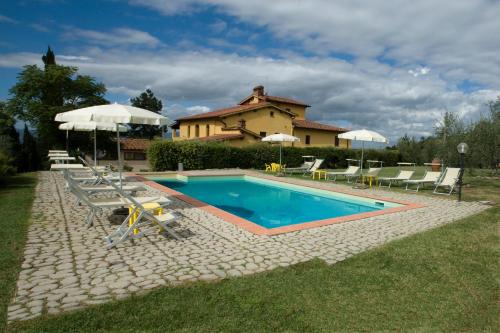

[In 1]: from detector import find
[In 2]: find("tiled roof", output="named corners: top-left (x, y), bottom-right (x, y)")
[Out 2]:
top-left (239, 94), bottom-right (310, 107)
top-left (120, 138), bottom-right (151, 150)
top-left (176, 102), bottom-right (294, 121)
top-left (293, 119), bottom-right (348, 132)
top-left (176, 103), bottom-right (268, 121)
top-left (198, 134), bottom-right (244, 141)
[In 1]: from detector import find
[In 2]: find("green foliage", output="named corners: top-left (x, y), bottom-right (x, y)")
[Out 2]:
top-left (18, 125), bottom-right (40, 172)
top-left (0, 101), bottom-right (21, 169)
top-left (6, 47), bottom-right (108, 157)
top-left (130, 89), bottom-right (164, 139)
top-left (148, 141), bottom-right (401, 171)
top-left (0, 151), bottom-right (16, 177)
top-left (397, 98), bottom-right (500, 171)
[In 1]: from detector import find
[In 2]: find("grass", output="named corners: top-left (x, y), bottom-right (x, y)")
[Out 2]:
top-left (0, 173), bottom-right (38, 332)
top-left (7, 206), bottom-right (500, 331)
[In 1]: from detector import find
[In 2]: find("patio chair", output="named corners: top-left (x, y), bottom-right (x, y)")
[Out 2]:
top-left (404, 171), bottom-right (442, 192)
top-left (105, 196), bottom-right (181, 249)
top-left (355, 167), bottom-right (382, 186)
top-left (66, 173), bottom-right (170, 227)
top-left (303, 159), bottom-right (325, 177)
top-left (433, 167), bottom-right (461, 195)
top-left (283, 161), bottom-right (314, 175)
top-left (326, 165), bottom-right (360, 182)
top-left (378, 170), bottom-right (415, 188)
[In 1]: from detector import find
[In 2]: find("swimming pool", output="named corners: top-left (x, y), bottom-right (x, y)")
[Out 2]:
top-left (151, 175), bottom-right (403, 229)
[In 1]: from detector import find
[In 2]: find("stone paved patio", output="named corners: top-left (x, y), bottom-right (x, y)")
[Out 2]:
top-left (7, 171), bottom-right (487, 322)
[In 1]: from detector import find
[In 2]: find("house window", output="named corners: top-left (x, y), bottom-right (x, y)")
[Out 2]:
top-left (238, 119), bottom-right (246, 128)
top-left (305, 135), bottom-right (311, 145)
top-left (195, 124), bottom-right (200, 137)
top-left (124, 152), bottom-right (146, 160)
top-left (260, 131), bottom-right (266, 137)
top-left (187, 126), bottom-right (191, 137)
top-left (335, 136), bottom-right (340, 147)
top-left (270, 111), bottom-right (275, 117)
top-left (206, 124), bottom-right (210, 136)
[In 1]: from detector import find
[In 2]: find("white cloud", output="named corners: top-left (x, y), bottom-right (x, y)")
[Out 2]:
top-left (186, 105), bottom-right (211, 113)
top-left (209, 19), bottom-right (227, 34)
top-left (409, 67), bottom-right (430, 77)
top-left (63, 27), bottom-right (161, 47)
top-left (0, 14), bottom-right (17, 24)
top-left (130, 0), bottom-right (500, 88)
top-left (1, 48), bottom-right (497, 142)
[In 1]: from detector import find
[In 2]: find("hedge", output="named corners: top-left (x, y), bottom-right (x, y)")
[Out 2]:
top-left (148, 141), bottom-right (401, 171)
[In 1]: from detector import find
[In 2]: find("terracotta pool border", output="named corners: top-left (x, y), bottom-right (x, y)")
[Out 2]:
top-left (131, 172), bottom-right (425, 236)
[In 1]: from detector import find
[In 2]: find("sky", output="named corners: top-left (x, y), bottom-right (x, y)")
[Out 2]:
top-left (0, 0), bottom-right (499, 142)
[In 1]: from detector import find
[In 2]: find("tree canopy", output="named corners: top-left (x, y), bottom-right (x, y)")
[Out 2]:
top-left (7, 47), bottom-right (108, 153)
top-left (130, 89), bottom-right (164, 139)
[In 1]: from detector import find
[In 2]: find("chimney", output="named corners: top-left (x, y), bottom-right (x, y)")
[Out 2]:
top-left (253, 85), bottom-right (264, 97)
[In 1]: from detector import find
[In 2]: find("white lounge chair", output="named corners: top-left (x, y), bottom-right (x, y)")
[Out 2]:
top-left (303, 159), bottom-right (324, 177)
top-left (65, 173), bottom-right (168, 226)
top-left (326, 165), bottom-right (360, 182)
top-left (433, 167), bottom-right (461, 195)
top-left (378, 170), bottom-right (415, 188)
top-left (51, 163), bottom-right (86, 171)
top-left (284, 161), bottom-right (314, 175)
top-left (404, 171), bottom-right (442, 192)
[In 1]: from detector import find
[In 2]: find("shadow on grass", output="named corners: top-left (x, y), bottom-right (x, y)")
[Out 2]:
top-left (0, 173), bottom-right (38, 332)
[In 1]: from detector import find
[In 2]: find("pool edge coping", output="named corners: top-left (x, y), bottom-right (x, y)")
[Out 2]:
top-left (130, 172), bottom-right (426, 236)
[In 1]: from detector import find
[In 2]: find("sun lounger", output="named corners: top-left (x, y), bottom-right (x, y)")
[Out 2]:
top-left (326, 165), bottom-right (360, 182)
top-left (66, 175), bottom-right (171, 227)
top-left (378, 170), bottom-right (415, 188)
top-left (404, 171), bottom-right (442, 191)
top-left (51, 163), bottom-right (86, 170)
top-left (303, 159), bottom-right (324, 177)
top-left (49, 156), bottom-right (76, 161)
top-left (77, 183), bottom-right (146, 194)
top-left (433, 167), bottom-right (461, 195)
top-left (105, 199), bottom-right (181, 249)
top-left (284, 161), bottom-right (314, 175)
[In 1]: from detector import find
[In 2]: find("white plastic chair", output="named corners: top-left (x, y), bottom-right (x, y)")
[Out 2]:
top-left (433, 167), bottom-right (461, 195)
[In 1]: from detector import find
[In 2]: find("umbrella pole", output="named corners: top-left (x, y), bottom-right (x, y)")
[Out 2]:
top-left (279, 144), bottom-right (282, 167)
top-left (116, 124), bottom-right (123, 189)
top-left (94, 130), bottom-right (97, 167)
top-left (66, 130), bottom-right (69, 152)
top-left (360, 141), bottom-right (364, 174)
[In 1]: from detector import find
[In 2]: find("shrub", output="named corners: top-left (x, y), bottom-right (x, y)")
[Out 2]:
top-left (148, 141), bottom-right (402, 171)
top-left (0, 151), bottom-right (16, 177)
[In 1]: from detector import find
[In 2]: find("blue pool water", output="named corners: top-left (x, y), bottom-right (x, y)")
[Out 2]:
top-left (154, 176), bottom-right (398, 229)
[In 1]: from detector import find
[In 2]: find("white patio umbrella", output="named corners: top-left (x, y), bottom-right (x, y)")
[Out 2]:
top-left (55, 103), bottom-right (171, 188)
top-left (262, 133), bottom-right (300, 169)
top-left (58, 121), bottom-right (127, 167)
top-left (338, 129), bottom-right (388, 174)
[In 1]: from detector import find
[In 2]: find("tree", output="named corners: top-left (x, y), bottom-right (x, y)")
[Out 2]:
top-left (7, 47), bottom-right (108, 156)
top-left (0, 101), bottom-right (21, 171)
top-left (19, 124), bottom-right (40, 172)
top-left (434, 111), bottom-right (466, 167)
top-left (130, 89), bottom-right (164, 139)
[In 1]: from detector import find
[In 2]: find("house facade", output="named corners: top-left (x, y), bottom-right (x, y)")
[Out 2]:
top-left (172, 86), bottom-right (350, 148)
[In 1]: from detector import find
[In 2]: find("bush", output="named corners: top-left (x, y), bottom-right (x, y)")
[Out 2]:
top-left (148, 141), bottom-right (402, 171)
top-left (0, 151), bottom-right (16, 177)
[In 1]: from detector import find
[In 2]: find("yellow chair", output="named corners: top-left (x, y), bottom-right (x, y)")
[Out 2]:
top-left (128, 202), bottom-right (163, 235)
top-left (265, 164), bottom-right (272, 172)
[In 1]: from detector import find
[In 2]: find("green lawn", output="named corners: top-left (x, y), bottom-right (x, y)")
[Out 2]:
top-left (0, 173), bottom-right (38, 332)
top-left (6, 202), bottom-right (499, 331)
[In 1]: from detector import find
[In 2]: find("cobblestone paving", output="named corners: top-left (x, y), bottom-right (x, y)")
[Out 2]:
top-left (7, 171), bottom-right (487, 322)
